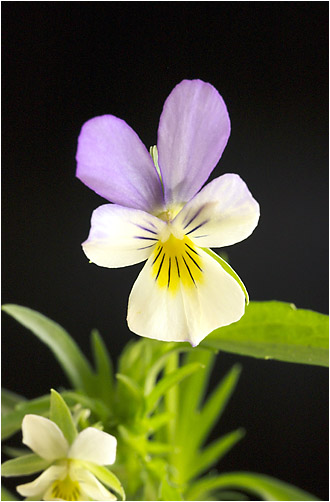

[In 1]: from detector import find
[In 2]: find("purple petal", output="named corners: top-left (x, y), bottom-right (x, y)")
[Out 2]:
top-left (76, 115), bottom-right (164, 212)
top-left (157, 80), bottom-right (231, 206)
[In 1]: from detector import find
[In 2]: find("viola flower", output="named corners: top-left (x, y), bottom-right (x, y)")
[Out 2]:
top-left (16, 414), bottom-right (117, 501)
top-left (76, 79), bottom-right (259, 346)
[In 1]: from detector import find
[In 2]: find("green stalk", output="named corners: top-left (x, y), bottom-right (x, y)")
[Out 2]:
top-left (164, 352), bottom-right (179, 449)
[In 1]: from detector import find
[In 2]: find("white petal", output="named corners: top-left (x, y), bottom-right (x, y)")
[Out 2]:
top-left (174, 173), bottom-right (260, 248)
top-left (76, 469), bottom-right (117, 501)
top-left (68, 428), bottom-right (117, 465)
top-left (16, 465), bottom-right (66, 498)
top-left (82, 204), bottom-right (166, 268)
top-left (127, 245), bottom-right (246, 346)
top-left (22, 415), bottom-right (69, 461)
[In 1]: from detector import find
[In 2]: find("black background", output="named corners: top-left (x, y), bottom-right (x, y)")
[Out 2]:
top-left (2, 2), bottom-right (329, 500)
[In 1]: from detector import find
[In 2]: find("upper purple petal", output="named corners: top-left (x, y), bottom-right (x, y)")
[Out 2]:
top-left (76, 115), bottom-right (164, 212)
top-left (157, 79), bottom-right (231, 206)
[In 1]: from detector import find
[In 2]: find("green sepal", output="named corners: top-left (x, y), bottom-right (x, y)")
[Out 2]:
top-left (203, 248), bottom-right (249, 303)
top-left (202, 301), bottom-right (329, 366)
top-left (50, 389), bottom-right (77, 444)
top-left (1, 454), bottom-right (51, 477)
top-left (79, 460), bottom-right (126, 500)
top-left (185, 471), bottom-right (320, 501)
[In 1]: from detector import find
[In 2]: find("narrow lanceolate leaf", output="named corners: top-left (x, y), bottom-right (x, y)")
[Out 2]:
top-left (177, 348), bottom-right (215, 442)
top-left (202, 301), bottom-right (329, 367)
top-left (193, 365), bottom-right (242, 450)
top-left (50, 389), bottom-right (77, 444)
top-left (144, 346), bottom-right (190, 395)
top-left (1, 388), bottom-right (26, 415)
top-left (185, 471), bottom-right (319, 501)
top-left (1, 395), bottom-right (50, 440)
top-left (2, 304), bottom-right (95, 391)
top-left (145, 362), bottom-right (204, 414)
top-left (79, 461), bottom-right (125, 500)
top-left (116, 374), bottom-right (144, 405)
top-left (186, 428), bottom-right (245, 482)
top-left (90, 329), bottom-right (114, 403)
top-left (1, 454), bottom-right (51, 477)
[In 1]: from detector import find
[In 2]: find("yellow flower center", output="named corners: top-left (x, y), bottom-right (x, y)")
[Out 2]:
top-left (151, 234), bottom-right (203, 293)
top-left (51, 474), bottom-right (81, 501)
top-left (156, 204), bottom-right (184, 223)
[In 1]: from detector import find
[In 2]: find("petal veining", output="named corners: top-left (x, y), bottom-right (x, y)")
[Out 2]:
top-left (151, 235), bottom-right (203, 293)
top-left (127, 241), bottom-right (245, 346)
top-left (174, 173), bottom-right (260, 248)
top-left (82, 204), bottom-right (167, 268)
top-left (157, 79), bottom-right (230, 206)
top-left (76, 115), bottom-right (164, 212)
top-left (22, 415), bottom-right (69, 462)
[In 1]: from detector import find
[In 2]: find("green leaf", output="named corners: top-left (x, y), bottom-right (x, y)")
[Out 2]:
top-left (142, 412), bottom-right (173, 433)
top-left (202, 301), bottom-right (329, 366)
top-left (1, 388), bottom-right (26, 415)
top-left (185, 471), bottom-right (319, 501)
top-left (49, 389), bottom-right (77, 444)
top-left (159, 478), bottom-right (184, 501)
top-left (187, 428), bottom-right (245, 482)
top-left (177, 348), bottom-right (215, 442)
top-left (116, 373), bottom-right (144, 416)
top-left (79, 460), bottom-right (125, 500)
top-left (144, 347), bottom-right (190, 395)
top-left (90, 329), bottom-right (114, 403)
top-left (2, 304), bottom-right (95, 391)
top-left (1, 485), bottom-right (17, 501)
top-left (194, 365), bottom-right (242, 450)
top-left (1, 454), bottom-right (51, 477)
top-left (203, 248), bottom-right (249, 303)
top-left (145, 362), bottom-right (204, 414)
top-left (1, 395), bottom-right (50, 440)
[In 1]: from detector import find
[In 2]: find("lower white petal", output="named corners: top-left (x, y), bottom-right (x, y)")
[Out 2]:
top-left (76, 469), bottom-right (117, 501)
top-left (127, 243), bottom-right (245, 346)
top-left (173, 173), bottom-right (260, 248)
top-left (68, 428), bottom-right (117, 466)
top-left (82, 204), bottom-right (166, 268)
top-left (22, 415), bottom-right (69, 461)
top-left (16, 465), bottom-right (66, 498)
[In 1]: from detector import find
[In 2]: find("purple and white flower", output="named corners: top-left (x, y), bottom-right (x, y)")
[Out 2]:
top-left (76, 79), bottom-right (259, 346)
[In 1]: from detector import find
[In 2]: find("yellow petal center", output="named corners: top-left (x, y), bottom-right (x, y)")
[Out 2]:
top-left (51, 474), bottom-right (81, 501)
top-left (151, 234), bottom-right (203, 293)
